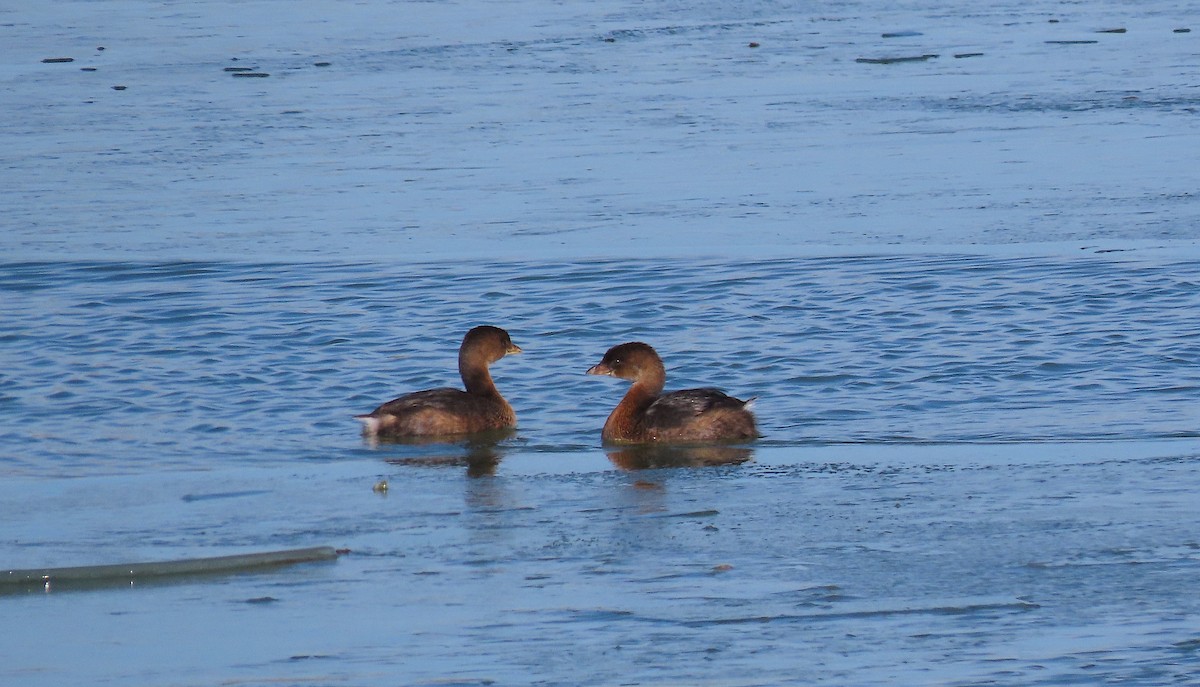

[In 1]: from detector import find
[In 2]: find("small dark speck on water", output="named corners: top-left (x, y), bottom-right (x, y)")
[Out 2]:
top-left (42, 57), bottom-right (74, 63)
top-left (224, 66), bottom-right (254, 72)
top-left (1174, 28), bottom-right (1191, 33)
top-left (232, 72), bottom-right (270, 78)
top-left (314, 61), bottom-right (332, 67)
top-left (244, 596), bottom-right (279, 604)
top-left (954, 52), bottom-right (984, 58)
top-left (111, 85), bottom-right (126, 90)
top-left (1097, 28), bottom-right (1127, 34)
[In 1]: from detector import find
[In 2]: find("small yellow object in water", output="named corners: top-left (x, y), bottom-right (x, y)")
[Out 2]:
top-left (372, 479), bottom-right (389, 493)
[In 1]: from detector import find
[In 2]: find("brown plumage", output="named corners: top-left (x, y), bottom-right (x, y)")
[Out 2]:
top-left (356, 326), bottom-right (521, 438)
top-left (586, 341), bottom-right (758, 444)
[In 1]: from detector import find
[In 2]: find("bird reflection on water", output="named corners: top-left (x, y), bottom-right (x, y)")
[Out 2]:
top-left (377, 429), bottom-right (513, 478)
top-left (604, 445), bottom-right (754, 471)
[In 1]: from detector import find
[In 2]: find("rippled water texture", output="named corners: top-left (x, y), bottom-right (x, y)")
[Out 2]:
top-left (3, 256), bottom-right (1198, 686)
top-left (4, 0), bottom-right (1200, 685)
top-left (2, 256), bottom-right (1198, 476)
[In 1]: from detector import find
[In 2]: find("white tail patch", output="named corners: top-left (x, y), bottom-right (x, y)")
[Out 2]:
top-left (355, 414), bottom-right (381, 435)
top-left (742, 397), bottom-right (757, 411)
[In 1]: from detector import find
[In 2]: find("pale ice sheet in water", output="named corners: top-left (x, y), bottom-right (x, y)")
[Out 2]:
top-left (2, 0), bottom-right (1200, 686)
top-left (3, 0), bottom-right (1200, 260)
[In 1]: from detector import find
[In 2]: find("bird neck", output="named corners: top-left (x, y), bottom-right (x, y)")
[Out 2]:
top-left (460, 358), bottom-right (499, 396)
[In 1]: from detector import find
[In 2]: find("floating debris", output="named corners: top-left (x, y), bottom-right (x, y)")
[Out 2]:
top-left (313, 61), bottom-right (332, 67)
top-left (373, 479), bottom-right (389, 494)
top-left (111, 85), bottom-right (127, 91)
top-left (231, 72), bottom-right (270, 78)
top-left (224, 66), bottom-right (254, 72)
top-left (1096, 28), bottom-right (1127, 34)
top-left (661, 509), bottom-right (720, 519)
top-left (41, 57), bottom-right (74, 63)
top-left (747, 42), bottom-right (760, 48)
top-left (80, 67), bottom-right (97, 72)
top-left (882, 31), bottom-right (923, 38)
top-left (1, 546), bottom-right (340, 593)
top-left (856, 54), bottom-right (938, 64)
top-left (1174, 28), bottom-right (1191, 33)
top-left (954, 52), bottom-right (984, 59)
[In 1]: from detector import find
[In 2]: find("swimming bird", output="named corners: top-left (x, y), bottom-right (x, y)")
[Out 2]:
top-left (356, 326), bottom-right (521, 438)
top-left (586, 341), bottom-right (758, 444)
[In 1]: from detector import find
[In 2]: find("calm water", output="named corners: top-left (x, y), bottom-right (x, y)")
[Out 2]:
top-left (4, 0), bottom-right (1200, 684)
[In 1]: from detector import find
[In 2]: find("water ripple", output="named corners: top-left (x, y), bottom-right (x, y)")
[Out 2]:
top-left (2, 255), bottom-right (1197, 474)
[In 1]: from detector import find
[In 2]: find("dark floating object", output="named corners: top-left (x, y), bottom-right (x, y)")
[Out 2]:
top-left (748, 41), bottom-right (760, 48)
top-left (97, 46), bottom-right (105, 51)
top-left (1, 546), bottom-right (340, 593)
top-left (41, 57), bottom-right (74, 63)
top-left (1045, 40), bottom-right (1099, 44)
top-left (313, 61), bottom-right (332, 67)
top-left (1096, 28), bottom-right (1127, 34)
top-left (881, 31), bottom-right (923, 38)
top-left (954, 52), bottom-right (984, 59)
top-left (603, 36), bottom-right (615, 42)
top-left (1174, 28), bottom-right (1191, 33)
top-left (80, 67), bottom-right (97, 72)
top-left (856, 54), bottom-right (938, 64)
top-left (224, 66), bottom-right (254, 72)
top-left (111, 85), bottom-right (127, 90)
top-left (232, 72), bottom-right (270, 78)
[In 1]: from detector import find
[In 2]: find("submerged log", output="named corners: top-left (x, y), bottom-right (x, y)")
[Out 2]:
top-left (2, 546), bottom-right (340, 592)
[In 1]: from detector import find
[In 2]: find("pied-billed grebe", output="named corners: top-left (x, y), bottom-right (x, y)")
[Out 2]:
top-left (586, 341), bottom-right (758, 444)
top-left (356, 325), bottom-right (521, 438)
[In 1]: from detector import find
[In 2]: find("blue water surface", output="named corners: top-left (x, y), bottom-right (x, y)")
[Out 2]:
top-left (3, 0), bottom-right (1200, 684)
